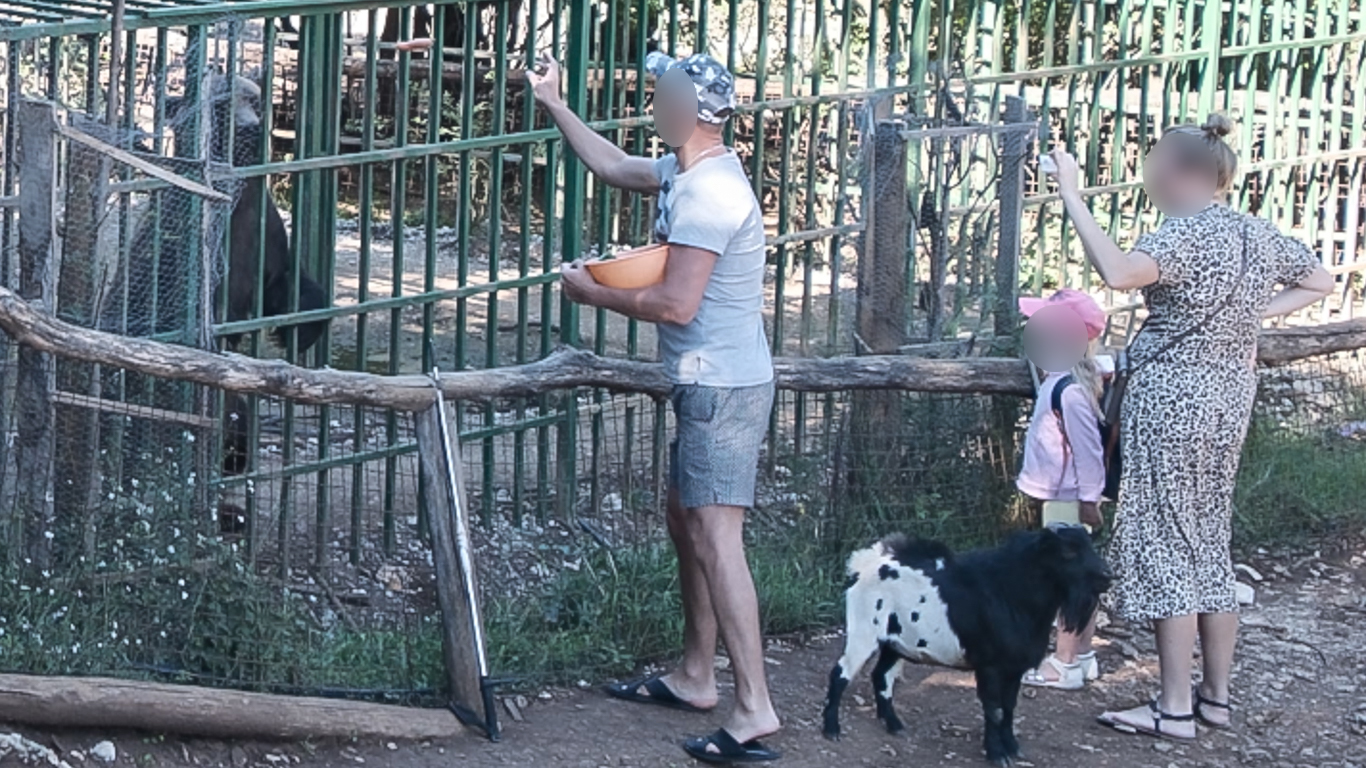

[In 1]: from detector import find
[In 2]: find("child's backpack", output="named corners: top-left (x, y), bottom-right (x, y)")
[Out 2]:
top-left (1050, 374), bottom-right (1122, 501)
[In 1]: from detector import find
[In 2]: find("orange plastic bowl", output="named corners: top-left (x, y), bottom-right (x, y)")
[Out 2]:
top-left (584, 243), bottom-right (669, 289)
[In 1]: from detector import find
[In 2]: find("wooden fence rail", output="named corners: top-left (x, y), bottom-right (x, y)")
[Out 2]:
top-left (1, 286), bottom-right (1364, 412)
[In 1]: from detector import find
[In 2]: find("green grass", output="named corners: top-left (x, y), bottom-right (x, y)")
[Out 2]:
top-left (483, 515), bottom-right (845, 687)
top-left (481, 414), bottom-right (1366, 689)
top-left (1234, 419), bottom-right (1366, 546)
top-left (7, 402), bottom-right (1363, 698)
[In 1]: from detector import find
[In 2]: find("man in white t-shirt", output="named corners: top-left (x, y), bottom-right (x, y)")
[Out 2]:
top-left (529, 51), bottom-right (779, 763)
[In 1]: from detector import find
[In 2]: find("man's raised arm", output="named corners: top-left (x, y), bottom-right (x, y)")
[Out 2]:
top-left (527, 54), bottom-right (660, 195)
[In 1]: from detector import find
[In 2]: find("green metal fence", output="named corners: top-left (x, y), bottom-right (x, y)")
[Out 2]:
top-left (0, 0), bottom-right (1361, 693)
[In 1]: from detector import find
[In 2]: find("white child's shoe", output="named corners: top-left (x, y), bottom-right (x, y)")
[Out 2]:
top-left (1022, 655), bottom-right (1087, 690)
top-left (1078, 650), bottom-right (1101, 681)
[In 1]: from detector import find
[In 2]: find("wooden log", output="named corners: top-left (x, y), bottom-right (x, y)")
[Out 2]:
top-left (1256, 318), bottom-right (1366, 365)
top-left (0, 286), bottom-right (668, 409)
top-left (0, 287), bottom-right (1362, 409)
top-left (414, 397), bottom-right (487, 734)
top-left (0, 674), bottom-right (463, 741)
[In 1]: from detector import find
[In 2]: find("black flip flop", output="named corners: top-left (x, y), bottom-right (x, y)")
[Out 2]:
top-left (683, 729), bottom-right (781, 764)
top-left (604, 675), bottom-right (713, 713)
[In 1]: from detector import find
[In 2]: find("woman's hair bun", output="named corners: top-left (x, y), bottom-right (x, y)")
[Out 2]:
top-left (1201, 113), bottom-right (1234, 140)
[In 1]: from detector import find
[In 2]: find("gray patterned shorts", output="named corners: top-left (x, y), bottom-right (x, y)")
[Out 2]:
top-left (668, 381), bottom-right (775, 509)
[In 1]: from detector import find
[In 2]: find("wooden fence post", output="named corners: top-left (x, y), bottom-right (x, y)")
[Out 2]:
top-left (995, 95), bottom-right (1027, 351)
top-left (859, 119), bottom-right (909, 354)
top-left (14, 99), bottom-right (58, 572)
top-left (849, 115), bottom-right (908, 507)
top-left (54, 116), bottom-right (111, 563)
top-left (989, 95), bottom-right (1029, 525)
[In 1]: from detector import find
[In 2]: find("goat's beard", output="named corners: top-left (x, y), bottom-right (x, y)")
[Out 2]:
top-left (1058, 585), bottom-right (1102, 635)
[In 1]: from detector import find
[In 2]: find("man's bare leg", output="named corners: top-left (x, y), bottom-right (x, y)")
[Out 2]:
top-left (650, 488), bottom-right (721, 709)
top-left (686, 503), bottom-right (780, 744)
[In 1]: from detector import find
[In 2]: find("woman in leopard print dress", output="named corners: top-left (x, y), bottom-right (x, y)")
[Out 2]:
top-left (1046, 116), bottom-right (1333, 741)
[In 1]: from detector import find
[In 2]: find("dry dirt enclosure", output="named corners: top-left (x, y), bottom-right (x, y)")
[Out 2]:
top-left (7, 534), bottom-right (1365, 768)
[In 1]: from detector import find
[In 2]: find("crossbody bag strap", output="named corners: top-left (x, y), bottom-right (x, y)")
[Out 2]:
top-left (1122, 217), bottom-right (1251, 376)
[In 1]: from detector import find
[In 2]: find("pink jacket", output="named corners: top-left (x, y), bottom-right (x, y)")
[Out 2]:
top-left (1016, 372), bottom-right (1107, 503)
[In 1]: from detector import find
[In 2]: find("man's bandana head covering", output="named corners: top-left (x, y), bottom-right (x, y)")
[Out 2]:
top-left (644, 51), bottom-right (737, 124)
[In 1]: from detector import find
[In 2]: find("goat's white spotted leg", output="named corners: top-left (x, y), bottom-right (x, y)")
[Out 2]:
top-left (870, 645), bottom-right (907, 734)
top-left (822, 629), bottom-right (878, 741)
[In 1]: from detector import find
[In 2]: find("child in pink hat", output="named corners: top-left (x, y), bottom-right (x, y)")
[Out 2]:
top-left (1016, 288), bottom-right (1110, 690)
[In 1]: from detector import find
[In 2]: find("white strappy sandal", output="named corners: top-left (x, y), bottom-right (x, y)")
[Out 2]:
top-left (1078, 650), bottom-right (1101, 681)
top-left (1022, 655), bottom-right (1087, 690)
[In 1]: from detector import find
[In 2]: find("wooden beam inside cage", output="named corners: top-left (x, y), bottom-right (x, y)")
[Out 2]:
top-left (48, 391), bottom-right (216, 430)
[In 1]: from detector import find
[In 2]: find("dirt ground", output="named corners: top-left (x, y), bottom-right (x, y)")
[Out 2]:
top-left (7, 537), bottom-right (1366, 768)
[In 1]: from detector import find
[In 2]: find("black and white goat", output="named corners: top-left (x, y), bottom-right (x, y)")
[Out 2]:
top-left (822, 527), bottom-right (1111, 766)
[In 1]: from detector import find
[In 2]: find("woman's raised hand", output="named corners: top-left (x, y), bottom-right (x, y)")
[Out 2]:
top-left (1047, 148), bottom-right (1082, 198)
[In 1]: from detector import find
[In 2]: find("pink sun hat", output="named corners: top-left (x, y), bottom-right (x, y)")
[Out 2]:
top-left (1018, 288), bottom-right (1107, 341)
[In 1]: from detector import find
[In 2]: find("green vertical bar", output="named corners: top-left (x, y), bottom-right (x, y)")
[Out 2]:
top-left (887, 0), bottom-right (901, 85)
top-left (351, 9), bottom-right (379, 565)
top-left (588, 0), bottom-right (621, 519)
top-left (827, 0), bottom-right (853, 353)
top-left (801, 0), bottom-right (823, 360)
top-left (485, 0), bottom-right (510, 525)
top-left (1322, 0), bottom-right (1349, 254)
top-left (908, 0), bottom-right (929, 112)
top-left (1266, 0), bottom-right (1288, 229)
top-left (560, 0), bottom-right (592, 519)
top-left (1138, 0), bottom-right (1156, 150)
top-left (514, 0), bottom-right (541, 527)
top-left (865, 0), bottom-right (877, 89)
top-left (1043, 0), bottom-right (1057, 70)
top-left (667, 0), bottom-right (678, 55)
top-left (1034, 83), bottom-right (1051, 295)
top-left (627, 0), bottom-right (649, 359)
top-left (1105, 1), bottom-right (1133, 297)
top-left (537, 0), bottom-right (562, 522)
top-left (772, 0), bottom-right (794, 358)
top-left (752, 0), bottom-right (768, 201)
top-left (220, 24), bottom-right (241, 338)
top-left (976, 0), bottom-right (995, 81)
top-left (1082, 0), bottom-right (1102, 291)
top-left (1059, 1), bottom-right (1082, 288)
top-left (1197, 0), bottom-right (1222, 118)
top-left (1178, 0), bottom-right (1197, 119)
top-left (1351, 1), bottom-right (1365, 315)
top-left (697, 0), bottom-right (709, 49)
top-left (182, 26), bottom-right (205, 347)
top-left (768, 0), bottom-right (795, 471)
top-left (795, 0), bottom-right (825, 459)
top-left (432, 2), bottom-right (453, 376)
top-left (314, 11), bottom-right (343, 570)
top-left (1015, 0), bottom-right (1030, 73)
top-left (384, 5), bottom-right (414, 554)
top-left (726, 0), bottom-right (738, 89)
top-left (1237, 0), bottom-right (1256, 214)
